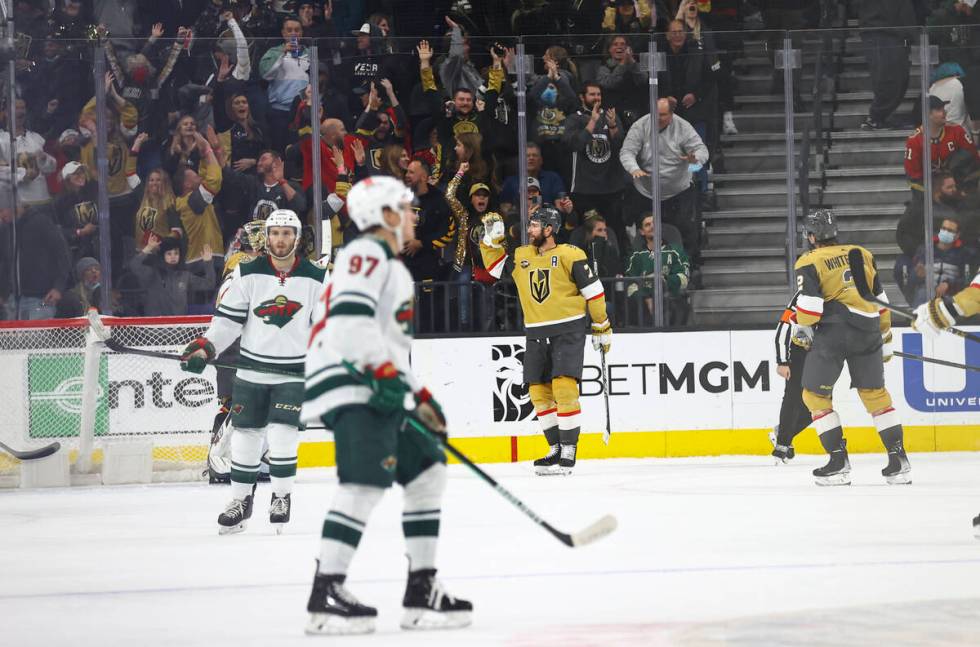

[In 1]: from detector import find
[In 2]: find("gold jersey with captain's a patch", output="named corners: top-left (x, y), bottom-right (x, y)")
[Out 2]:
top-left (481, 241), bottom-right (606, 338)
top-left (794, 244), bottom-right (890, 333)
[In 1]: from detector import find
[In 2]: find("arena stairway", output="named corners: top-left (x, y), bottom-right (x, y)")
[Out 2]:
top-left (695, 31), bottom-right (917, 326)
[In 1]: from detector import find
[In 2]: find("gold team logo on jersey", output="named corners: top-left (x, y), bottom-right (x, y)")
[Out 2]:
top-left (529, 268), bottom-right (551, 304)
top-left (75, 201), bottom-right (98, 226)
top-left (137, 206), bottom-right (158, 232)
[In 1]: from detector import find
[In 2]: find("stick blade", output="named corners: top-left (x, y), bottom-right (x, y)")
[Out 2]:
top-left (570, 514), bottom-right (618, 547)
top-left (847, 247), bottom-right (874, 299)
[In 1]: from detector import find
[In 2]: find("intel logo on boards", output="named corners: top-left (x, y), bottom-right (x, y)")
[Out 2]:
top-left (902, 332), bottom-right (980, 413)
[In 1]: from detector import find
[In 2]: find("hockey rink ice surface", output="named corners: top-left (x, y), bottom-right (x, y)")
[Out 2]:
top-left (3, 454), bottom-right (980, 646)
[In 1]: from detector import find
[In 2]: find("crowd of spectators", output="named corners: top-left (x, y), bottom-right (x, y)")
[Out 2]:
top-left (1, 0), bottom-right (974, 330)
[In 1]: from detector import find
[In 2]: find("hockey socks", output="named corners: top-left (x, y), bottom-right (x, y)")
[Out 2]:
top-left (266, 423), bottom-right (299, 498)
top-left (229, 427), bottom-right (264, 501)
top-left (812, 411), bottom-right (850, 486)
top-left (402, 463), bottom-right (446, 571)
top-left (874, 408), bottom-right (911, 484)
top-left (318, 484), bottom-right (384, 575)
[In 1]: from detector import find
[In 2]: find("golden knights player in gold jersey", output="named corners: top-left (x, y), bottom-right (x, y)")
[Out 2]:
top-left (912, 270), bottom-right (979, 535)
top-left (480, 206), bottom-right (611, 475)
top-left (794, 210), bottom-right (911, 486)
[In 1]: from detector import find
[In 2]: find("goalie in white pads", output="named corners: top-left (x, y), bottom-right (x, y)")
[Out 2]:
top-left (180, 210), bottom-right (328, 534)
top-left (302, 176), bottom-right (472, 635)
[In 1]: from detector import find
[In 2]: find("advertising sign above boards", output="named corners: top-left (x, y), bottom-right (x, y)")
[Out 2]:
top-left (412, 328), bottom-right (980, 454)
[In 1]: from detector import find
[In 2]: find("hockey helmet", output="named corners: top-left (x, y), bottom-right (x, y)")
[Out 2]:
top-left (346, 176), bottom-right (415, 248)
top-left (803, 209), bottom-right (838, 242)
top-left (264, 209), bottom-right (302, 259)
top-left (529, 205), bottom-right (562, 234)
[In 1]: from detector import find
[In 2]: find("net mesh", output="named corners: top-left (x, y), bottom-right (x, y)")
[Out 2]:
top-left (0, 316), bottom-right (214, 481)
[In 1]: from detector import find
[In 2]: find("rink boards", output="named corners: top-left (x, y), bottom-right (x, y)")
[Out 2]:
top-left (1, 327), bottom-right (977, 467)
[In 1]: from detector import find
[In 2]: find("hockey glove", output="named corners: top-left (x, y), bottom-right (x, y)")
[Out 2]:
top-left (414, 387), bottom-right (447, 433)
top-left (180, 337), bottom-right (215, 374)
top-left (912, 297), bottom-right (954, 339)
top-left (366, 361), bottom-right (410, 415)
top-left (791, 323), bottom-right (813, 351)
top-left (881, 330), bottom-right (894, 363)
top-left (481, 215), bottom-right (506, 248)
top-left (591, 319), bottom-right (612, 353)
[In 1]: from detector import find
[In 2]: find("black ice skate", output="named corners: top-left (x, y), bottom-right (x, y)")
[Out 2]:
top-left (813, 441), bottom-right (850, 486)
top-left (881, 446), bottom-right (911, 485)
top-left (400, 568), bottom-right (473, 630)
top-left (973, 513), bottom-right (980, 540)
top-left (533, 444), bottom-right (562, 476)
top-left (305, 572), bottom-right (377, 635)
top-left (558, 444), bottom-right (577, 475)
top-left (269, 493), bottom-right (291, 534)
top-left (217, 494), bottom-right (253, 535)
top-left (769, 426), bottom-right (794, 464)
top-left (771, 444), bottom-right (795, 464)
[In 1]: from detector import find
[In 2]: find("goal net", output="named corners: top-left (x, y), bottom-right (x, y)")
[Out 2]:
top-left (0, 315), bottom-right (216, 484)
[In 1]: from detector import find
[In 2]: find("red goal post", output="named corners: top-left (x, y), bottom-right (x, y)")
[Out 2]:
top-left (0, 315), bottom-right (217, 484)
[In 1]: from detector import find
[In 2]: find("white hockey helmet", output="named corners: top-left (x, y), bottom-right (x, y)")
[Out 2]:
top-left (346, 176), bottom-right (415, 248)
top-left (264, 209), bottom-right (302, 259)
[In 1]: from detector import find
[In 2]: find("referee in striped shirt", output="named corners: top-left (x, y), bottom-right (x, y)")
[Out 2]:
top-left (771, 290), bottom-right (814, 463)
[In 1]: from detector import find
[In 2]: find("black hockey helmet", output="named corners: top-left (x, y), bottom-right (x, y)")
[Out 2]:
top-left (803, 209), bottom-right (838, 242)
top-left (529, 205), bottom-right (562, 235)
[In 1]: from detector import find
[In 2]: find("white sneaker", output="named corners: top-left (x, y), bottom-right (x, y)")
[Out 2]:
top-left (723, 111), bottom-right (738, 135)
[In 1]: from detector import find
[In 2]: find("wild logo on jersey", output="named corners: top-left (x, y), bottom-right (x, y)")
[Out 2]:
top-left (253, 295), bottom-right (302, 328)
top-left (530, 268), bottom-right (551, 304)
top-left (491, 344), bottom-right (535, 423)
top-left (395, 300), bottom-right (414, 335)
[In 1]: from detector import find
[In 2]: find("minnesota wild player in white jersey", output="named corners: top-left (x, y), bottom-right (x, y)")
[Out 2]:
top-left (180, 209), bottom-right (327, 535)
top-left (302, 176), bottom-right (472, 635)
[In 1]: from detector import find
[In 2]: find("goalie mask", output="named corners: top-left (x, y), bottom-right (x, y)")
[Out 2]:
top-left (264, 209), bottom-right (302, 260)
top-left (346, 176), bottom-right (415, 250)
top-left (238, 219), bottom-right (266, 253)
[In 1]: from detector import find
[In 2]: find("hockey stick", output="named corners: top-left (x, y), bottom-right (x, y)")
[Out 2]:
top-left (893, 350), bottom-right (980, 373)
top-left (403, 415), bottom-right (617, 548)
top-left (339, 361), bottom-right (617, 548)
top-left (86, 311), bottom-right (299, 378)
top-left (0, 440), bottom-right (61, 461)
top-left (600, 349), bottom-right (612, 445)
top-left (847, 248), bottom-right (980, 344)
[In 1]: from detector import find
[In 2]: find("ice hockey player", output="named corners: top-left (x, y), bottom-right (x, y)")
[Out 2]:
top-left (794, 209), bottom-right (911, 486)
top-left (480, 206), bottom-right (611, 476)
top-left (207, 220), bottom-right (267, 484)
top-left (911, 271), bottom-right (979, 536)
top-left (302, 176), bottom-right (472, 635)
top-left (180, 210), bottom-right (327, 533)
top-left (770, 289), bottom-right (813, 464)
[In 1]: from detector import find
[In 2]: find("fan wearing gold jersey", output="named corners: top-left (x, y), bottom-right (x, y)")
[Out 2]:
top-left (794, 210), bottom-right (911, 486)
top-left (480, 206), bottom-right (611, 476)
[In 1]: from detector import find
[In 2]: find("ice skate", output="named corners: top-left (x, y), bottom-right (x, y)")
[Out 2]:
top-left (217, 494), bottom-right (253, 535)
top-left (269, 493), bottom-right (291, 534)
top-left (973, 514), bottom-right (980, 540)
top-left (400, 568), bottom-right (473, 630)
top-left (558, 443), bottom-right (577, 475)
top-left (813, 442), bottom-right (850, 486)
top-left (533, 444), bottom-right (562, 476)
top-left (771, 444), bottom-right (795, 464)
top-left (306, 573), bottom-right (377, 635)
top-left (882, 447), bottom-right (911, 485)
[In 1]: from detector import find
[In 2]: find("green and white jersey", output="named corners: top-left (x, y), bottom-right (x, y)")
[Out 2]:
top-left (302, 235), bottom-right (417, 424)
top-left (207, 255), bottom-right (328, 385)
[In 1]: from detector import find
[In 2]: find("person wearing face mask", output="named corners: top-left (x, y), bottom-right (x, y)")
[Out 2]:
top-left (903, 218), bottom-right (974, 308)
top-left (127, 236), bottom-right (216, 317)
top-left (896, 171), bottom-right (963, 259)
top-left (529, 49), bottom-right (579, 182)
top-left (57, 257), bottom-right (107, 317)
